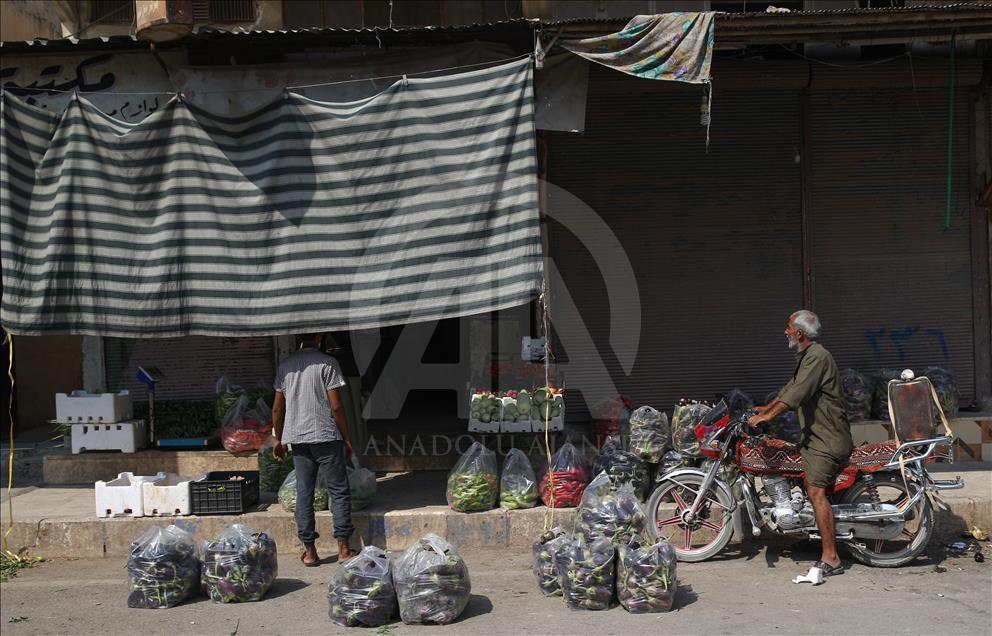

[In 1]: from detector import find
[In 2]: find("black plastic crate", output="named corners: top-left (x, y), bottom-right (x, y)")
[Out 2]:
top-left (191, 471), bottom-right (260, 515)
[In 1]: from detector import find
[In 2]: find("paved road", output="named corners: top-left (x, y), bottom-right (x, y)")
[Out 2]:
top-left (2, 539), bottom-right (989, 635)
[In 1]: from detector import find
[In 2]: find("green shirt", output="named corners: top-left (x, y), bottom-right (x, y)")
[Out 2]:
top-left (777, 342), bottom-right (853, 459)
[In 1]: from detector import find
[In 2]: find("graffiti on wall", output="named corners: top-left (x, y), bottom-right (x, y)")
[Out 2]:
top-left (864, 325), bottom-right (949, 363)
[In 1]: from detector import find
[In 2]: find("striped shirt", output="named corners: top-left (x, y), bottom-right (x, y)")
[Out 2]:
top-left (274, 348), bottom-right (347, 444)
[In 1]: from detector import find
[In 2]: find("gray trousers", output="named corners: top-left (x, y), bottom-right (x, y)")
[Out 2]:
top-left (291, 441), bottom-right (353, 544)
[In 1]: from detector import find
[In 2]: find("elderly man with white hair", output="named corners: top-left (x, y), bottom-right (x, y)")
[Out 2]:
top-left (749, 310), bottom-right (853, 577)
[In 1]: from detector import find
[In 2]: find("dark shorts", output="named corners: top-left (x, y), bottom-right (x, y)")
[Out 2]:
top-left (801, 448), bottom-right (848, 488)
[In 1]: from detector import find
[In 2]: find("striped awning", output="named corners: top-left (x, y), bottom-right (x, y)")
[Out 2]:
top-left (0, 58), bottom-right (542, 337)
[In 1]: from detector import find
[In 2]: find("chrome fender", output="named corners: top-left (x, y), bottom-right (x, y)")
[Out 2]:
top-left (655, 468), bottom-right (743, 539)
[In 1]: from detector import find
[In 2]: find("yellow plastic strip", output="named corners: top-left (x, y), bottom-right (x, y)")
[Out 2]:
top-left (4, 333), bottom-right (15, 553)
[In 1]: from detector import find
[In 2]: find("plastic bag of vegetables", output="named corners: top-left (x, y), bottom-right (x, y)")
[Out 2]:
top-left (555, 535), bottom-right (617, 611)
top-left (127, 524), bottom-right (200, 609)
top-left (348, 456), bottom-right (377, 511)
top-left (540, 442), bottom-right (590, 508)
top-left (446, 441), bottom-right (498, 512)
top-left (628, 406), bottom-right (669, 463)
top-left (532, 527), bottom-right (570, 596)
top-left (214, 376), bottom-right (274, 426)
top-left (500, 448), bottom-right (538, 509)
top-left (760, 391), bottom-right (803, 445)
top-left (220, 395), bottom-right (272, 454)
top-left (575, 473), bottom-right (647, 547)
top-left (591, 436), bottom-right (649, 501)
top-left (394, 534), bottom-right (471, 625)
top-left (328, 546), bottom-right (398, 627)
top-left (616, 540), bottom-right (677, 613)
top-left (671, 401), bottom-right (712, 458)
top-left (840, 369), bottom-right (872, 422)
top-left (656, 450), bottom-right (686, 479)
top-left (923, 366), bottom-right (960, 419)
top-left (871, 369), bottom-right (901, 420)
top-left (201, 524), bottom-right (278, 603)
top-left (723, 389), bottom-right (754, 416)
top-left (277, 469), bottom-right (329, 512)
top-left (258, 435), bottom-right (293, 492)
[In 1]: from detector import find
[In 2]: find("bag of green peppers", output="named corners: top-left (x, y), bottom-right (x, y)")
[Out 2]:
top-left (446, 441), bottom-right (498, 512)
top-left (277, 469), bottom-right (329, 512)
top-left (500, 448), bottom-right (538, 509)
top-left (258, 436), bottom-right (294, 492)
top-left (616, 539), bottom-right (677, 613)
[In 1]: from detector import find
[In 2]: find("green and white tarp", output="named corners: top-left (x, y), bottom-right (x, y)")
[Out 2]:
top-left (0, 58), bottom-right (542, 337)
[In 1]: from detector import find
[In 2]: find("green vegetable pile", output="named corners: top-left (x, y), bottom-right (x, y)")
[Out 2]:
top-left (518, 388), bottom-right (563, 422)
top-left (555, 536), bottom-right (617, 611)
top-left (470, 393), bottom-right (501, 424)
top-left (258, 437), bottom-right (293, 492)
top-left (278, 470), bottom-right (329, 512)
top-left (446, 441), bottom-right (498, 512)
top-left (394, 534), bottom-right (471, 625)
top-left (127, 525), bottom-right (200, 609)
top-left (328, 546), bottom-right (398, 627)
top-left (500, 448), bottom-right (538, 509)
top-left (134, 400), bottom-right (217, 439)
top-left (616, 540), bottom-right (677, 613)
top-left (532, 527), bottom-right (570, 596)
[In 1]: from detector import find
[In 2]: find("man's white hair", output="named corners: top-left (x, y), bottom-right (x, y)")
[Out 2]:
top-left (791, 310), bottom-right (821, 339)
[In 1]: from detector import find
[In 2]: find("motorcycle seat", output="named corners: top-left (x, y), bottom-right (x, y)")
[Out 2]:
top-left (738, 438), bottom-right (899, 475)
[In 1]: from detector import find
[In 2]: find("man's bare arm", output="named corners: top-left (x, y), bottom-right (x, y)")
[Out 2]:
top-left (327, 387), bottom-right (353, 457)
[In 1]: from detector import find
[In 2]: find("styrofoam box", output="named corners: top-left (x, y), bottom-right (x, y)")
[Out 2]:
top-left (530, 413), bottom-right (564, 433)
top-left (500, 397), bottom-right (532, 433)
top-left (72, 420), bottom-right (147, 454)
top-left (467, 393), bottom-right (501, 433)
top-left (142, 473), bottom-right (205, 516)
top-left (56, 390), bottom-right (133, 423)
top-left (95, 472), bottom-right (166, 518)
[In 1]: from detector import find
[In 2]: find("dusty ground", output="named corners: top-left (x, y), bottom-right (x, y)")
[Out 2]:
top-left (1, 538), bottom-right (989, 636)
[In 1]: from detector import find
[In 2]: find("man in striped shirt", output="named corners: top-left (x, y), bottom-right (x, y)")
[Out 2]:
top-left (272, 333), bottom-right (356, 565)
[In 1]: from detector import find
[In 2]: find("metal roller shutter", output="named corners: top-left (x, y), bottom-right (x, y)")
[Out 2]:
top-left (105, 336), bottom-right (275, 401)
top-left (808, 65), bottom-right (978, 403)
top-left (546, 62), bottom-right (805, 419)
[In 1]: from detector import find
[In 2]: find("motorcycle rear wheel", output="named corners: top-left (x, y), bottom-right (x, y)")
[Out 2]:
top-left (646, 472), bottom-right (735, 562)
top-left (840, 473), bottom-right (934, 568)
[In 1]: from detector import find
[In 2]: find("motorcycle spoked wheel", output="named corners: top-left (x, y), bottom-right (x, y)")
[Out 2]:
top-left (646, 472), bottom-right (735, 562)
top-left (840, 472), bottom-right (934, 568)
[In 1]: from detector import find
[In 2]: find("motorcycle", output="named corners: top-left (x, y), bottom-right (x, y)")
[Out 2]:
top-left (645, 396), bottom-right (963, 567)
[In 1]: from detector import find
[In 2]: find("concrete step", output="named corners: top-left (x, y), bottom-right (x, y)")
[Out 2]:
top-left (3, 467), bottom-right (989, 560)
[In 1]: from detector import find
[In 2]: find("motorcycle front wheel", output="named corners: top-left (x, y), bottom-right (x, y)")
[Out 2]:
top-left (840, 472), bottom-right (934, 568)
top-left (646, 472), bottom-right (735, 562)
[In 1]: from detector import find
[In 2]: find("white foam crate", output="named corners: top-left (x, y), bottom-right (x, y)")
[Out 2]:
top-left (56, 390), bottom-right (133, 423)
top-left (142, 473), bottom-right (203, 516)
top-left (95, 472), bottom-right (166, 518)
top-left (467, 393), bottom-right (501, 433)
top-left (530, 413), bottom-right (564, 432)
top-left (71, 420), bottom-right (147, 454)
top-left (499, 397), bottom-right (532, 433)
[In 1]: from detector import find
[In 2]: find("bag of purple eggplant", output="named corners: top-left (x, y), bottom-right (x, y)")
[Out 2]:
top-left (575, 472), bottom-right (647, 547)
top-left (616, 540), bottom-right (678, 613)
top-left (532, 526), bottom-right (570, 596)
top-left (554, 535), bottom-right (617, 611)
